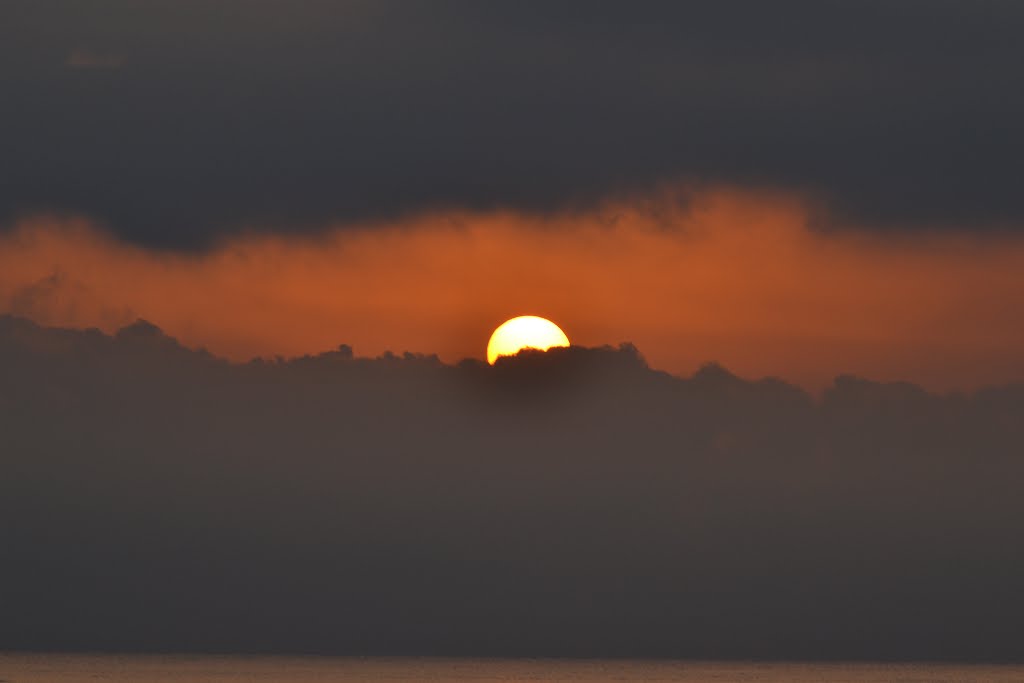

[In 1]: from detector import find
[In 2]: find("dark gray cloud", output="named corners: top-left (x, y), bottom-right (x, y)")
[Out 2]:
top-left (2, 1), bottom-right (1024, 246)
top-left (1, 314), bottom-right (1023, 660)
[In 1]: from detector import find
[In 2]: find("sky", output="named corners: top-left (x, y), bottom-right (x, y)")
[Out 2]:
top-left (3, 190), bottom-right (1024, 391)
top-left (3, 1), bottom-right (1024, 389)
top-left (3, 2), bottom-right (1024, 390)
top-left (2, 1), bottom-right (1024, 662)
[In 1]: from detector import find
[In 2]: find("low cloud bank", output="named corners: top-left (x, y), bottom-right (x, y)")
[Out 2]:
top-left (1, 316), bottom-right (1022, 660)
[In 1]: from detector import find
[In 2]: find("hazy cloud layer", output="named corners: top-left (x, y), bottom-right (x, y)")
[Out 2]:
top-left (1, 315), bottom-right (1022, 660)
top-left (3, 190), bottom-right (1024, 391)
top-left (3, 1), bottom-right (1024, 246)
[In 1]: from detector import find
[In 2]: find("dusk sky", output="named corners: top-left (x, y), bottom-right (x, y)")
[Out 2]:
top-left (2, 0), bottom-right (1024, 664)
top-left (4, 1), bottom-right (1024, 390)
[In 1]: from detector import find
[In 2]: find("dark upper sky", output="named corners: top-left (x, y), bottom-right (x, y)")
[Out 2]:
top-left (3, 1), bottom-right (1024, 247)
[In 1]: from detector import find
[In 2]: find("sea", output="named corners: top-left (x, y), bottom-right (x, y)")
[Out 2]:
top-left (1, 655), bottom-right (1022, 683)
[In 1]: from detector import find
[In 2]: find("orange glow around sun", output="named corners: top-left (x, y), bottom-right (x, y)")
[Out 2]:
top-left (2, 186), bottom-right (1024, 391)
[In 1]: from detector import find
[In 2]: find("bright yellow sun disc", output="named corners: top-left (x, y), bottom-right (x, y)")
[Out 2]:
top-left (487, 316), bottom-right (570, 365)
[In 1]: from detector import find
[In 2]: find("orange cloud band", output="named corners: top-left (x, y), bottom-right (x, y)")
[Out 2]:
top-left (2, 188), bottom-right (1023, 391)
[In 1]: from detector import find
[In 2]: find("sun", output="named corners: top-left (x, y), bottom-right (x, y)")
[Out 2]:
top-left (487, 316), bottom-right (570, 365)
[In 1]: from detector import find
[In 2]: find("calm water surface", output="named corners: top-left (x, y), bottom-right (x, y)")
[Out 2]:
top-left (1, 654), bottom-right (1021, 682)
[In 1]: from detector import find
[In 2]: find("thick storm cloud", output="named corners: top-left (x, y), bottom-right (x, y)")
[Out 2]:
top-left (2, 315), bottom-right (1022, 660)
top-left (3, 1), bottom-right (1024, 246)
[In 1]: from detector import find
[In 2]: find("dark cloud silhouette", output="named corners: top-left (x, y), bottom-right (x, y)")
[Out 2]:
top-left (1, 314), bottom-right (1022, 661)
top-left (2, 1), bottom-right (1024, 246)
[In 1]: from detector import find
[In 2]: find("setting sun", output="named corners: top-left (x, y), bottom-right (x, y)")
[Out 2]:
top-left (486, 316), bottom-right (570, 365)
